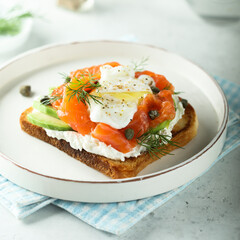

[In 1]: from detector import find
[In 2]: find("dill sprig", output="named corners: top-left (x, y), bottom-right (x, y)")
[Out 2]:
top-left (40, 95), bottom-right (63, 105)
top-left (174, 91), bottom-right (182, 95)
top-left (66, 73), bottom-right (102, 106)
top-left (162, 84), bottom-right (172, 91)
top-left (0, 7), bottom-right (34, 36)
top-left (137, 127), bottom-right (181, 158)
top-left (59, 72), bottom-right (71, 83)
top-left (131, 57), bottom-right (149, 72)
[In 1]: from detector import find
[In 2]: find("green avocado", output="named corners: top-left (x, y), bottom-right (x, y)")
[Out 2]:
top-left (27, 111), bottom-right (72, 131)
top-left (151, 120), bottom-right (171, 134)
top-left (33, 100), bottom-right (59, 119)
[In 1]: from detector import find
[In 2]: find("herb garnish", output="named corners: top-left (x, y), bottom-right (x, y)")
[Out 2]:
top-left (137, 121), bottom-right (181, 158)
top-left (0, 7), bottom-right (34, 36)
top-left (132, 57), bottom-right (149, 72)
top-left (66, 73), bottom-right (102, 106)
top-left (162, 84), bottom-right (172, 91)
top-left (59, 72), bottom-right (71, 83)
top-left (138, 131), bottom-right (180, 158)
top-left (173, 91), bottom-right (182, 95)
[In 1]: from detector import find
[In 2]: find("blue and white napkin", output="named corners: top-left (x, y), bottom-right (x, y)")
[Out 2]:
top-left (0, 78), bottom-right (239, 235)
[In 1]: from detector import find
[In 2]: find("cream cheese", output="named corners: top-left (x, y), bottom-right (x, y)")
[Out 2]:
top-left (45, 128), bottom-right (146, 161)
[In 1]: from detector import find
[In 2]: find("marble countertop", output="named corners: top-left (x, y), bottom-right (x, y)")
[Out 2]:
top-left (0, 0), bottom-right (239, 239)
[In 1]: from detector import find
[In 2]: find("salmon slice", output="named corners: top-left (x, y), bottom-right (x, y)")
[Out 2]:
top-left (91, 123), bottom-right (134, 153)
top-left (92, 91), bottom-right (176, 153)
top-left (121, 104), bottom-right (149, 141)
top-left (135, 70), bottom-right (174, 91)
top-left (139, 90), bottom-right (176, 128)
top-left (57, 88), bottom-right (96, 135)
top-left (123, 90), bottom-right (176, 135)
top-left (50, 63), bottom-right (176, 154)
top-left (51, 62), bottom-right (120, 135)
top-left (156, 90), bottom-right (176, 125)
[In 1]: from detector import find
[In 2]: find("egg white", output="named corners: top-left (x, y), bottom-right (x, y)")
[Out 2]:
top-left (89, 65), bottom-right (153, 129)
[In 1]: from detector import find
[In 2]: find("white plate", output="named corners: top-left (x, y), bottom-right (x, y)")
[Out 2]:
top-left (0, 41), bottom-right (228, 202)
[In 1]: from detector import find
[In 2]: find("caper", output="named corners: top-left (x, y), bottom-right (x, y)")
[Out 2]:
top-left (150, 86), bottom-right (160, 94)
top-left (148, 110), bottom-right (159, 120)
top-left (40, 96), bottom-right (50, 105)
top-left (181, 98), bottom-right (188, 108)
top-left (20, 85), bottom-right (31, 97)
top-left (124, 128), bottom-right (134, 140)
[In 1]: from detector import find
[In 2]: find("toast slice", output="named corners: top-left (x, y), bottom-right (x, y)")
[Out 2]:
top-left (20, 103), bottom-right (198, 179)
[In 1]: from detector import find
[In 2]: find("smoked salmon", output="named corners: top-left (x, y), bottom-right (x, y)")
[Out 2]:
top-left (51, 62), bottom-right (176, 152)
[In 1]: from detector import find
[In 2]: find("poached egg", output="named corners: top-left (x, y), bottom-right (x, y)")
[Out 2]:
top-left (89, 65), bottom-right (153, 129)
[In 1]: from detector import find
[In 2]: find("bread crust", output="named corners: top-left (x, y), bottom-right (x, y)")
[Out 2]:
top-left (20, 104), bottom-right (198, 179)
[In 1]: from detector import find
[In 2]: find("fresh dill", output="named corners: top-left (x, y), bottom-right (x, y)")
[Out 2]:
top-left (162, 84), bottom-right (171, 90)
top-left (66, 73), bottom-right (102, 106)
top-left (0, 7), bottom-right (34, 36)
top-left (137, 128), bottom-right (181, 158)
top-left (59, 72), bottom-right (71, 83)
top-left (131, 57), bottom-right (149, 72)
top-left (174, 91), bottom-right (182, 95)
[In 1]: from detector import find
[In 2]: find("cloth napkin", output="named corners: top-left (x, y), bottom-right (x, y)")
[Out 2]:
top-left (0, 78), bottom-right (239, 235)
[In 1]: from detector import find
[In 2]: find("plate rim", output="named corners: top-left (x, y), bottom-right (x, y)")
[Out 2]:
top-left (0, 40), bottom-right (229, 184)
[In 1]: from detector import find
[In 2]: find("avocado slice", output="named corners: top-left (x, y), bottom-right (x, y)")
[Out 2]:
top-left (33, 100), bottom-right (59, 119)
top-left (27, 111), bottom-right (72, 131)
top-left (151, 120), bottom-right (171, 134)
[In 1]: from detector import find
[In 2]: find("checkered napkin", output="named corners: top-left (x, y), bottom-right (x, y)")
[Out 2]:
top-left (0, 78), bottom-right (239, 235)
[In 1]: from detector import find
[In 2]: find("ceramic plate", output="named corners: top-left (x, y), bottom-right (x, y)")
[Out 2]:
top-left (0, 41), bottom-right (228, 202)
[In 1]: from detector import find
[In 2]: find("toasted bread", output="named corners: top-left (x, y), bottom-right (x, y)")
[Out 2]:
top-left (20, 103), bottom-right (198, 179)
